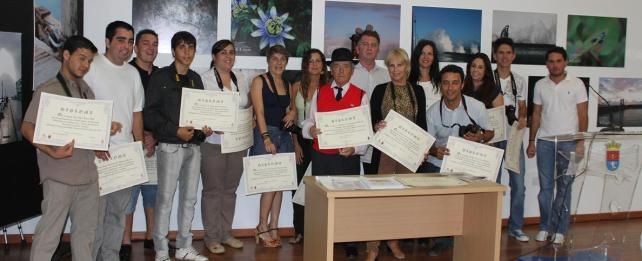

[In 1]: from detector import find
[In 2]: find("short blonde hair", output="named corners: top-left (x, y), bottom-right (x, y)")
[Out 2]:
top-left (384, 48), bottom-right (411, 79)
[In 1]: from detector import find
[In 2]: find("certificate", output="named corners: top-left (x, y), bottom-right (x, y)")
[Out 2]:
top-left (371, 110), bottom-right (435, 172)
top-left (243, 153), bottom-right (297, 195)
top-left (221, 107), bottom-right (254, 153)
top-left (505, 123), bottom-right (525, 173)
top-left (179, 88), bottom-right (239, 131)
top-left (315, 105), bottom-right (373, 149)
top-left (395, 176), bottom-right (468, 187)
top-left (96, 141), bottom-right (149, 196)
top-left (33, 92), bottom-right (113, 150)
top-left (487, 106), bottom-right (507, 143)
top-left (440, 136), bottom-right (504, 181)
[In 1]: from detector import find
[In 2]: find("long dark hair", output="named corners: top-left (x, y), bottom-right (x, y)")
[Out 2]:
top-left (409, 40), bottom-right (440, 93)
top-left (463, 53), bottom-right (496, 108)
top-left (209, 39), bottom-right (234, 69)
top-left (300, 49), bottom-right (328, 100)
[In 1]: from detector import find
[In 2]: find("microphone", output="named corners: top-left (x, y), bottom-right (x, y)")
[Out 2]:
top-left (588, 84), bottom-right (624, 132)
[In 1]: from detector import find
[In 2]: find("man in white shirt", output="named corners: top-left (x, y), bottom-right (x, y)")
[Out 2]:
top-left (84, 21), bottom-right (145, 261)
top-left (527, 47), bottom-right (588, 245)
top-left (349, 30), bottom-right (389, 174)
top-left (492, 37), bottom-right (529, 242)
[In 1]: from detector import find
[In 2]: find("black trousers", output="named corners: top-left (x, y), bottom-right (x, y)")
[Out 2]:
top-left (291, 137), bottom-right (312, 236)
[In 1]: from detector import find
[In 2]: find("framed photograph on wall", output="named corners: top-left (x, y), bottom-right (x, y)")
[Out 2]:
top-left (231, 0), bottom-right (312, 57)
top-left (598, 78), bottom-right (642, 127)
top-left (133, 0), bottom-right (217, 54)
top-left (567, 15), bottom-right (626, 67)
top-left (491, 10), bottom-right (557, 65)
top-left (34, 0), bottom-right (83, 89)
top-left (0, 31), bottom-right (23, 145)
top-left (412, 6), bottom-right (481, 63)
top-left (324, 1), bottom-right (400, 60)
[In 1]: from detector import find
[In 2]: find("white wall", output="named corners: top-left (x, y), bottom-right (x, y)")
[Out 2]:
top-left (5, 0), bottom-right (642, 235)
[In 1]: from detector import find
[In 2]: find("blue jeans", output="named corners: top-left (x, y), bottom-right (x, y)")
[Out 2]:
top-left (495, 141), bottom-right (526, 232)
top-left (153, 143), bottom-right (201, 255)
top-left (536, 139), bottom-right (575, 235)
top-left (126, 184), bottom-right (158, 214)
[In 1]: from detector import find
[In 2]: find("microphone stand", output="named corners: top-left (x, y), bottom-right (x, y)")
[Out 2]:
top-left (589, 85), bottom-right (624, 132)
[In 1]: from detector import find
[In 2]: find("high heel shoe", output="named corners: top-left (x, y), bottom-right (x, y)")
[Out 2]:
top-left (269, 228), bottom-right (282, 246)
top-left (255, 227), bottom-right (279, 248)
top-left (387, 240), bottom-right (406, 259)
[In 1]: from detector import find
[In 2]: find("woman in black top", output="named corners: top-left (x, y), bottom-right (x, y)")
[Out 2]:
top-left (463, 53), bottom-right (503, 109)
top-left (367, 48), bottom-right (427, 261)
top-left (249, 45), bottom-right (296, 248)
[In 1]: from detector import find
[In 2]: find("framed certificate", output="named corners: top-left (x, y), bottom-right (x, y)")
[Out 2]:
top-left (487, 106), bottom-right (507, 143)
top-left (179, 88), bottom-right (240, 131)
top-left (33, 93), bottom-right (113, 150)
top-left (221, 107), bottom-right (254, 153)
top-left (96, 141), bottom-right (149, 196)
top-left (371, 110), bottom-right (435, 172)
top-left (440, 136), bottom-right (504, 181)
top-left (243, 153), bottom-right (297, 195)
top-left (315, 105), bottom-right (373, 149)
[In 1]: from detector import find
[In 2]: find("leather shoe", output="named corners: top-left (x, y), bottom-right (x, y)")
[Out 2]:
top-left (144, 239), bottom-right (154, 250)
top-left (119, 244), bottom-right (131, 261)
top-left (345, 246), bottom-right (358, 259)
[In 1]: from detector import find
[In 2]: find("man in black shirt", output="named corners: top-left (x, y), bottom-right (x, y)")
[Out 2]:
top-left (144, 31), bottom-right (212, 261)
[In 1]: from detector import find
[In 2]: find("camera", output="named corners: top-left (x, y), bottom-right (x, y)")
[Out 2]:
top-left (458, 124), bottom-right (481, 137)
top-left (505, 105), bottom-right (517, 125)
top-left (189, 129), bottom-right (206, 143)
top-left (280, 122), bottom-right (302, 136)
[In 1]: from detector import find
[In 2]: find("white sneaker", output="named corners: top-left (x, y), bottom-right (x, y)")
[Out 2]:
top-left (535, 230), bottom-right (549, 242)
top-left (175, 247), bottom-right (209, 261)
top-left (155, 253), bottom-right (171, 261)
top-left (552, 233), bottom-right (565, 244)
top-left (508, 229), bottom-right (530, 242)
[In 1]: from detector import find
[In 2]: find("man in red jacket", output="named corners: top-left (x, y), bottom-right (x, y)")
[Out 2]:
top-left (301, 47), bottom-right (368, 259)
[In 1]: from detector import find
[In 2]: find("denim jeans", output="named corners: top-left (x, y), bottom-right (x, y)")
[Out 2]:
top-left (536, 139), bottom-right (575, 235)
top-left (249, 126), bottom-right (293, 156)
top-left (495, 141), bottom-right (526, 232)
top-left (153, 143), bottom-right (201, 255)
top-left (126, 184), bottom-right (158, 214)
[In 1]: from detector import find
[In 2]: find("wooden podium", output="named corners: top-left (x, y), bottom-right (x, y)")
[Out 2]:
top-left (303, 175), bottom-right (506, 261)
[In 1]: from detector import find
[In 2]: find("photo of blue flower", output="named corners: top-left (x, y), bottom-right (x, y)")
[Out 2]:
top-left (251, 6), bottom-right (294, 49)
top-left (232, 0), bottom-right (311, 57)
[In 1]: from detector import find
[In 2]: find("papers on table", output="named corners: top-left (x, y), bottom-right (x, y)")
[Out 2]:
top-left (441, 137), bottom-right (504, 181)
top-left (505, 123), bottom-right (525, 173)
top-left (316, 176), bottom-right (406, 190)
top-left (396, 175), bottom-right (468, 187)
top-left (371, 110), bottom-right (435, 172)
top-left (487, 106), bottom-right (507, 143)
top-left (243, 153), bottom-right (297, 195)
top-left (179, 88), bottom-right (239, 131)
top-left (96, 141), bottom-right (149, 196)
top-left (221, 107), bottom-right (254, 153)
top-left (33, 93), bottom-right (113, 150)
top-left (315, 105), bottom-right (373, 149)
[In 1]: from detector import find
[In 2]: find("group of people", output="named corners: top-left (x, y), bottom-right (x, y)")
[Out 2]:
top-left (23, 19), bottom-right (588, 261)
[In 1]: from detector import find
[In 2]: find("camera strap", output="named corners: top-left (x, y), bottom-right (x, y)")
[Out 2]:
top-left (213, 67), bottom-right (238, 92)
top-left (493, 70), bottom-right (517, 107)
top-left (439, 95), bottom-right (478, 128)
top-left (56, 73), bottom-right (87, 99)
